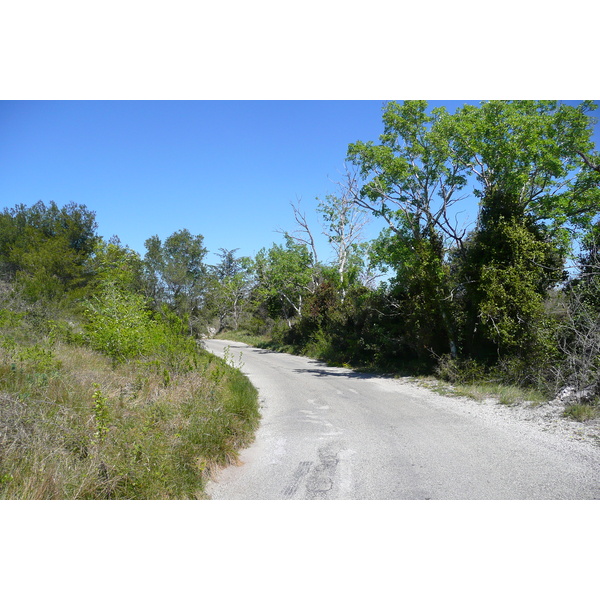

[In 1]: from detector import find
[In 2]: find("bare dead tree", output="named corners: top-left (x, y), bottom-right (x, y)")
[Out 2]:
top-left (320, 165), bottom-right (371, 296)
top-left (277, 197), bottom-right (319, 268)
top-left (276, 198), bottom-right (321, 295)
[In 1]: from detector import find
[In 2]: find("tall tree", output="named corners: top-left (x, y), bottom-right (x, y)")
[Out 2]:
top-left (446, 100), bottom-right (599, 232)
top-left (143, 229), bottom-right (208, 332)
top-left (347, 100), bottom-right (471, 249)
top-left (347, 100), bottom-right (469, 356)
top-left (0, 201), bottom-right (99, 301)
top-left (447, 101), bottom-right (599, 362)
top-left (208, 248), bottom-right (254, 332)
top-left (317, 166), bottom-right (371, 298)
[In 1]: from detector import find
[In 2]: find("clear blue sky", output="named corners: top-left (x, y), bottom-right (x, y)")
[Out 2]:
top-left (1, 100), bottom-right (598, 266)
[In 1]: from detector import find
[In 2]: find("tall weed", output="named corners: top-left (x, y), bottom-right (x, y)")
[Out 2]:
top-left (0, 301), bottom-right (260, 499)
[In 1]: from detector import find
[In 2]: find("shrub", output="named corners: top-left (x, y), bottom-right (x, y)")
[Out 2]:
top-left (435, 354), bottom-right (487, 384)
top-left (83, 285), bottom-right (160, 362)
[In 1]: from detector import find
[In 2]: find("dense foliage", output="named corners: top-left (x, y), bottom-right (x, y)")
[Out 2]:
top-left (253, 100), bottom-right (600, 405)
top-left (0, 201), bottom-right (99, 302)
top-left (0, 207), bottom-right (259, 499)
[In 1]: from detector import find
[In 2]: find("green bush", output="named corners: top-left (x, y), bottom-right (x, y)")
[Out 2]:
top-left (83, 286), bottom-right (161, 362)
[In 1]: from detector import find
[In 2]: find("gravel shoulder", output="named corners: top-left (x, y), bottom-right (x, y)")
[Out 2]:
top-left (413, 378), bottom-right (600, 452)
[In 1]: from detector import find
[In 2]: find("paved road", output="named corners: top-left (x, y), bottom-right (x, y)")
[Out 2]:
top-left (203, 339), bottom-right (600, 500)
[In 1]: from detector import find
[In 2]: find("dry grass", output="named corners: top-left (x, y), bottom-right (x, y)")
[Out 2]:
top-left (0, 336), bottom-right (259, 499)
top-left (563, 403), bottom-right (599, 422)
top-left (415, 375), bottom-right (548, 407)
top-left (452, 382), bottom-right (548, 406)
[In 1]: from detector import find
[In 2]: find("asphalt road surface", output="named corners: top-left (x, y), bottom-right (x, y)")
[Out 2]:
top-left (203, 339), bottom-right (600, 500)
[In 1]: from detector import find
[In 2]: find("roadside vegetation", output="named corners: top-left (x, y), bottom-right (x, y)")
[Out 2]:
top-left (1, 101), bottom-right (599, 499)
top-left (0, 203), bottom-right (259, 499)
top-left (0, 330), bottom-right (258, 499)
top-left (215, 101), bottom-right (600, 420)
top-left (0, 288), bottom-right (258, 499)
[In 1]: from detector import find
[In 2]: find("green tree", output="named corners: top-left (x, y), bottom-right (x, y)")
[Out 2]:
top-left (456, 194), bottom-right (563, 361)
top-left (143, 229), bottom-right (208, 333)
top-left (347, 101), bottom-right (470, 247)
top-left (254, 236), bottom-right (315, 326)
top-left (447, 101), bottom-right (598, 364)
top-left (347, 101), bottom-right (469, 357)
top-left (446, 101), bottom-right (599, 232)
top-left (208, 248), bottom-right (254, 332)
top-left (0, 201), bottom-right (99, 302)
top-left (369, 222), bottom-right (458, 358)
top-left (87, 236), bottom-right (146, 294)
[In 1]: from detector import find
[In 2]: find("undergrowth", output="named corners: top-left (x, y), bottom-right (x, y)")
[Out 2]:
top-left (0, 310), bottom-right (259, 499)
top-left (563, 403), bottom-right (599, 422)
top-left (223, 327), bottom-right (556, 411)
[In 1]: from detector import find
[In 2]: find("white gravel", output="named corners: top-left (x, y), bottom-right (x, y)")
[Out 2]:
top-left (411, 378), bottom-right (600, 452)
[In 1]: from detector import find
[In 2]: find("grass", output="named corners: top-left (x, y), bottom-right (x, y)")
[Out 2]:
top-left (414, 376), bottom-right (464, 397)
top-left (213, 329), bottom-right (272, 348)
top-left (563, 403), bottom-right (599, 422)
top-left (451, 382), bottom-right (548, 406)
top-left (384, 371), bottom-right (550, 409)
top-left (1, 325), bottom-right (260, 499)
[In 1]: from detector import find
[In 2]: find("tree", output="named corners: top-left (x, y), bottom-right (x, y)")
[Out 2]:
top-left (347, 101), bottom-right (471, 249)
top-left (455, 195), bottom-right (563, 362)
top-left (143, 229), bottom-right (208, 333)
top-left (87, 236), bottom-right (146, 295)
top-left (254, 236), bottom-right (315, 326)
top-left (347, 101), bottom-right (470, 357)
top-left (280, 199), bottom-right (320, 268)
top-left (0, 201), bottom-right (99, 302)
top-left (446, 101), bottom-right (599, 230)
top-left (447, 101), bottom-right (599, 363)
top-left (317, 166), bottom-right (371, 298)
top-left (208, 248), bottom-right (254, 332)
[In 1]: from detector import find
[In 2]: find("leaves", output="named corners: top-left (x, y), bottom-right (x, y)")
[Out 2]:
top-left (0, 201), bottom-right (99, 301)
top-left (207, 249), bottom-right (254, 330)
top-left (83, 286), bottom-right (158, 361)
top-left (143, 229), bottom-right (209, 330)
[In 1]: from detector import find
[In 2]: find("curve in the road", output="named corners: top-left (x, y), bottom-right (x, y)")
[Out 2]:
top-left (203, 339), bottom-right (600, 500)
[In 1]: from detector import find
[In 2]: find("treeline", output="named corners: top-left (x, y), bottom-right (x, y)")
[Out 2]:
top-left (239, 101), bottom-right (598, 409)
top-left (1, 100), bottom-right (599, 410)
top-left (0, 202), bottom-right (260, 499)
top-left (270, 100), bottom-right (600, 408)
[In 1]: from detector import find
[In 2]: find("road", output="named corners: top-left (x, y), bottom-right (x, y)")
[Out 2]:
top-left (203, 339), bottom-right (600, 500)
